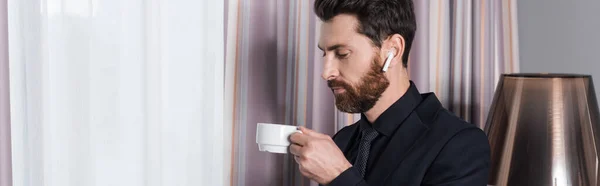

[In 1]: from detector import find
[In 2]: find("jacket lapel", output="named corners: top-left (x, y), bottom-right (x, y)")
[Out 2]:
top-left (332, 123), bottom-right (359, 155)
top-left (367, 93), bottom-right (442, 185)
top-left (366, 114), bottom-right (430, 185)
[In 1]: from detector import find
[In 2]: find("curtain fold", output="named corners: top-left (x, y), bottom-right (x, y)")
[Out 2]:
top-left (226, 0), bottom-right (519, 185)
top-left (8, 1), bottom-right (227, 186)
top-left (409, 0), bottom-right (519, 127)
top-left (225, 1), bottom-right (337, 185)
top-left (0, 0), bottom-right (11, 185)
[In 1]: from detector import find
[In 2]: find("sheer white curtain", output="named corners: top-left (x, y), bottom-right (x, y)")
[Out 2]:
top-left (8, 0), bottom-right (228, 186)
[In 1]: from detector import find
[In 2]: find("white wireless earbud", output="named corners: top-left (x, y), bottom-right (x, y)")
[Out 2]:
top-left (382, 50), bottom-right (394, 72)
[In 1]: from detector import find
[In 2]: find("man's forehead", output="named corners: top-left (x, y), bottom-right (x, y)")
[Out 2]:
top-left (318, 14), bottom-right (361, 49)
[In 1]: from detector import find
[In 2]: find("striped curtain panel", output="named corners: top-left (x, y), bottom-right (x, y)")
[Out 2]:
top-left (225, 1), bottom-right (339, 185)
top-left (409, 0), bottom-right (519, 128)
top-left (225, 0), bottom-right (519, 186)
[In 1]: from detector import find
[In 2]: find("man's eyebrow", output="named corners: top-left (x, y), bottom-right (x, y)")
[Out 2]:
top-left (317, 44), bottom-right (346, 51)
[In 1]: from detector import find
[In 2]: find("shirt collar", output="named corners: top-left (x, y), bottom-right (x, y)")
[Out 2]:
top-left (359, 81), bottom-right (423, 137)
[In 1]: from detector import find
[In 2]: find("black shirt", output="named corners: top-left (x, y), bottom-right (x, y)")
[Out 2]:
top-left (328, 81), bottom-right (424, 185)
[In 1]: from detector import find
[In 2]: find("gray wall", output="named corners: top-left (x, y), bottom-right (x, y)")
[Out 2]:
top-left (518, 0), bottom-right (600, 99)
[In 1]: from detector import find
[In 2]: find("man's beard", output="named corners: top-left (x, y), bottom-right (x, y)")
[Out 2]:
top-left (327, 56), bottom-right (390, 113)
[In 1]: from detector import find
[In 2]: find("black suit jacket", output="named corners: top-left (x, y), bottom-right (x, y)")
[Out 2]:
top-left (328, 92), bottom-right (490, 186)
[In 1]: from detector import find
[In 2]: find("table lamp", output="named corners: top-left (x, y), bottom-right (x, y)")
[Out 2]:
top-left (485, 73), bottom-right (600, 185)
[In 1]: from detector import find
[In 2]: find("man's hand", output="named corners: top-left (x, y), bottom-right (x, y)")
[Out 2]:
top-left (289, 126), bottom-right (352, 184)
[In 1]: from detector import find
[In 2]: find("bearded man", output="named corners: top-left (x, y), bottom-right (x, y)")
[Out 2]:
top-left (288, 0), bottom-right (491, 185)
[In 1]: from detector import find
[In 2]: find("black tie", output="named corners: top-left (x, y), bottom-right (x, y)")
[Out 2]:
top-left (354, 126), bottom-right (379, 178)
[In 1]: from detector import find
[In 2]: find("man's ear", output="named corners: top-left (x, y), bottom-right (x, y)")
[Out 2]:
top-left (381, 34), bottom-right (406, 70)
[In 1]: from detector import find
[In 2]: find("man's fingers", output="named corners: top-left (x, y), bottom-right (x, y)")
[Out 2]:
top-left (298, 126), bottom-right (316, 136)
top-left (298, 126), bottom-right (330, 139)
top-left (289, 132), bottom-right (309, 146)
top-left (289, 144), bottom-right (303, 156)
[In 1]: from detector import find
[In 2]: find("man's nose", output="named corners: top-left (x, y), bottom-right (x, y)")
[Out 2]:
top-left (321, 59), bottom-right (339, 81)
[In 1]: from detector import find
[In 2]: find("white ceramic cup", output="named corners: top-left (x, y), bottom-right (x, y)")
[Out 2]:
top-left (256, 123), bottom-right (302, 154)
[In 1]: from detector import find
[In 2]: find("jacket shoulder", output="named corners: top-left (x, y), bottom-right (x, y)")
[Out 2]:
top-left (332, 122), bottom-right (358, 140)
top-left (413, 93), bottom-right (480, 135)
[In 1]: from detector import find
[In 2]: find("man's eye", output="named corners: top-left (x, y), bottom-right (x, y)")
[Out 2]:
top-left (337, 53), bottom-right (349, 58)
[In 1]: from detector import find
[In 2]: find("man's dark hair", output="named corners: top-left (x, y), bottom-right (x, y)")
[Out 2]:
top-left (314, 0), bottom-right (416, 67)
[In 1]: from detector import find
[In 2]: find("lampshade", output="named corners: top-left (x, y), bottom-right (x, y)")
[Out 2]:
top-left (485, 73), bottom-right (600, 186)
